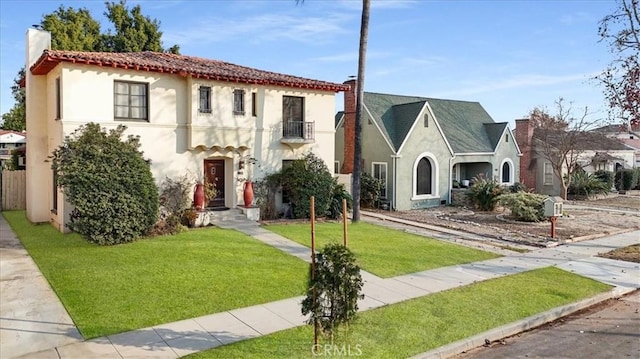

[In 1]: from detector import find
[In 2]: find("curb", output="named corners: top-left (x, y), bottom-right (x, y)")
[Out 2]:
top-left (409, 286), bottom-right (637, 359)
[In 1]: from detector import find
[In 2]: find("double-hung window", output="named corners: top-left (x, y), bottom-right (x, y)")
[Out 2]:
top-left (372, 162), bottom-right (388, 198)
top-left (233, 89), bottom-right (245, 115)
top-left (199, 86), bottom-right (211, 113)
top-left (114, 81), bottom-right (148, 121)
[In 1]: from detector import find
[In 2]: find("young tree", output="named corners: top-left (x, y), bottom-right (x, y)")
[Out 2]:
top-left (301, 243), bottom-right (363, 341)
top-left (597, 0), bottom-right (639, 130)
top-left (50, 123), bottom-right (158, 245)
top-left (530, 98), bottom-right (603, 200)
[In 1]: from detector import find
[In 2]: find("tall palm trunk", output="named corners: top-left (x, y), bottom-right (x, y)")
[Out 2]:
top-left (351, 0), bottom-right (370, 222)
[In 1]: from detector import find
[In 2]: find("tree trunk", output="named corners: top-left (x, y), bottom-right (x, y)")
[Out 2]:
top-left (351, 0), bottom-right (370, 222)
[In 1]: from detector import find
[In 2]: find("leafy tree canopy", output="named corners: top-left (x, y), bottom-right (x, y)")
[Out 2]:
top-left (0, 0), bottom-right (179, 131)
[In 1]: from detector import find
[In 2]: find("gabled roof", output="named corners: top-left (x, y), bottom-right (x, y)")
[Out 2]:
top-left (361, 92), bottom-right (503, 153)
top-left (0, 130), bottom-right (26, 144)
top-left (533, 129), bottom-right (629, 151)
top-left (335, 111), bottom-right (344, 128)
top-left (30, 50), bottom-right (350, 93)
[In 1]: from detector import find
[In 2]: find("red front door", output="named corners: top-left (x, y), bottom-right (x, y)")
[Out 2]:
top-left (204, 159), bottom-right (225, 208)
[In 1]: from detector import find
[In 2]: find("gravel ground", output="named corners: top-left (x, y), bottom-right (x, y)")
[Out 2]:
top-left (376, 193), bottom-right (640, 247)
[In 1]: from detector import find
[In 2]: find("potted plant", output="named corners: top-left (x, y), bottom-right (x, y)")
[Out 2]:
top-left (237, 156), bottom-right (257, 207)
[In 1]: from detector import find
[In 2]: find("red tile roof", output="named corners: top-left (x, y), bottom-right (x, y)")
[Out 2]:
top-left (30, 50), bottom-right (349, 92)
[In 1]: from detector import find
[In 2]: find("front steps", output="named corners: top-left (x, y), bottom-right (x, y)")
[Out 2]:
top-left (194, 206), bottom-right (260, 227)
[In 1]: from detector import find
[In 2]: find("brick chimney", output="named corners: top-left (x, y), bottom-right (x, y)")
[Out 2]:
top-left (341, 79), bottom-right (356, 174)
top-left (514, 118), bottom-right (536, 190)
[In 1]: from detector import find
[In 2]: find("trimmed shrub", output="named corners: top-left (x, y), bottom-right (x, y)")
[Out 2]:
top-left (568, 170), bottom-right (610, 198)
top-left (50, 123), bottom-right (158, 245)
top-left (360, 172), bottom-right (383, 208)
top-left (615, 169), bottom-right (637, 191)
top-left (498, 192), bottom-right (547, 222)
top-left (280, 152), bottom-right (337, 219)
top-left (634, 168), bottom-right (640, 190)
top-left (467, 174), bottom-right (504, 211)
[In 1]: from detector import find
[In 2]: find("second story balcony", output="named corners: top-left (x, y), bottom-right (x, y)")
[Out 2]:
top-left (281, 121), bottom-right (315, 144)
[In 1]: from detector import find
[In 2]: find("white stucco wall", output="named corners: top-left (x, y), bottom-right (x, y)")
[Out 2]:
top-left (26, 47), bottom-right (339, 231)
top-left (395, 108), bottom-right (452, 210)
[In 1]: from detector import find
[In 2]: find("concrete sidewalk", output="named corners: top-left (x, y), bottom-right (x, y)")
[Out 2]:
top-left (5, 215), bottom-right (639, 358)
top-left (0, 216), bottom-right (82, 359)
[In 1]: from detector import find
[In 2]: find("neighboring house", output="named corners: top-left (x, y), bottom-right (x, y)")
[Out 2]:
top-left (24, 29), bottom-right (348, 231)
top-left (515, 118), bottom-right (634, 196)
top-left (0, 130), bottom-right (26, 169)
top-left (590, 124), bottom-right (640, 168)
top-left (335, 80), bottom-right (521, 210)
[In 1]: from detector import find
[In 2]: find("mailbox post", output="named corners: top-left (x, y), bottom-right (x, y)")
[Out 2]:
top-left (544, 197), bottom-right (564, 238)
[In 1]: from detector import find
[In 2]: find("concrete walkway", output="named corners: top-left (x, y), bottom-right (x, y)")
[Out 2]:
top-left (3, 215), bottom-right (639, 358)
top-left (0, 216), bottom-right (82, 359)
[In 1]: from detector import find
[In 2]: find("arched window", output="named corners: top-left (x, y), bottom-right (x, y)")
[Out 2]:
top-left (417, 158), bottom-right (432, 194)
top-left (500, 158), bottom-right (514, 184)
top-left (502, 162), bottom-right (510, 183)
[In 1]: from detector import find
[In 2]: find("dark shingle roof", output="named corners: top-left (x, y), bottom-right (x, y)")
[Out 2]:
top-left (30, 50), bottom-right (349, 92)
top-left (533, 129), bottom-right (629, 151)
top-left (361, 92), bottom-right (502, 153)
top-left (335, 111), bottom-right (344, 128)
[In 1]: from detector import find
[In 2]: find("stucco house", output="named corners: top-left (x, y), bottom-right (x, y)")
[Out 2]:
top-left (515, 118), bottom-right (635, 196)
top-left (0, 130), bottom-right (26, 169)
top-left (335, 80), bottom-right (521, 210)
top-left (24, 29), bottom-right (348, 231)
top-left (590, 124), bottom-right (640, 168)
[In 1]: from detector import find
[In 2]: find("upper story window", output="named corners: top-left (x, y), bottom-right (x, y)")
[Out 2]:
top-left (199, 86), bottom-right (211, 113)
top-left (283, 96), bottom-right (304, 123)
top-left (424, 113), bottom-right (429, 127)
top-left (233, 89), bottom-right (245, 115)
top-left (55, 77), bottom-right (61, 120)
top-left (114, 81), bottom-right (148, 121)
top-left (251, 92), bottom-right (257, 117)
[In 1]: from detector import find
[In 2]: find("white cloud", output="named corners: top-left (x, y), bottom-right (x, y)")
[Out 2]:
top-left (434, 72), bottom-right (600, 98)
top-left (560, 11), bottom-right (594, 25)
top-left (164, 12), bottom-right (353, 46)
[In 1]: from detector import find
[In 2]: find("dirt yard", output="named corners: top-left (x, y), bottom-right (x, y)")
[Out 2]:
top-left (377, 193), bottom-right (640, 247)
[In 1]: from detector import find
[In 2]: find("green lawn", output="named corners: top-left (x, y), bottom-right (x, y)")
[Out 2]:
top-left (2, 211), bottom-right (308, 339)
top-left (188, 266), bottom-right (611, 358)
top-left (264, 222), bottom-right (500, 277)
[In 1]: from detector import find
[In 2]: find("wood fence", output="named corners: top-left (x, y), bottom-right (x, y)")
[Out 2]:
top-left (1, 170), bottom-right (26, 210)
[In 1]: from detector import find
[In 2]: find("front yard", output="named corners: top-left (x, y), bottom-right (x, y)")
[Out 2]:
top-left (264, 222), bottom-right (500, 278)
top-left (188, 267), bottom-right (611, 358)
top-left (3, 211), bottom-right (308, 339)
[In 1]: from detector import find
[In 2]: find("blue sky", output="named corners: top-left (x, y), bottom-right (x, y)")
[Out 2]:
top-left (0, 0), bottom-right (617, 128)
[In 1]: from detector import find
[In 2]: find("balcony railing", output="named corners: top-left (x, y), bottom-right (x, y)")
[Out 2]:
top-left (281, 121), bottom-right (315, 144)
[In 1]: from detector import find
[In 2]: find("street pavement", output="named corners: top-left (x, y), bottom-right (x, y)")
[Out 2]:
top-left (453, 290), bottom-right (640, 359)
top-left (1, 213), bottom-right (638, 358)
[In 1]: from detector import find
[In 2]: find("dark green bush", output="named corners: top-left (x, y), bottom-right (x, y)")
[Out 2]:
top-left (50, 123), bottom-right (158, 245)
top-left (634, 168), bottom-right (640, 190)
top-left (615, 169), bottom-right (637, 191)
top-left (467, 174), bottom-right (504, 211)
top-left (498, 192), bottom-right (547, 222)
top-left (280, 152), bottom-right (337, 219)
top-left (360, 172), bottom-right (383, 208)
top-left (593, 170), bottom-right (614, 191)
top-left (327, 184), bottom-right (352, 220)
top-left (568, 170), bottom-right (610, 198)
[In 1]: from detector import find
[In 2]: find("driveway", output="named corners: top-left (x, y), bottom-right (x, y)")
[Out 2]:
top-left (454, 290), bottom-right (640, 359)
